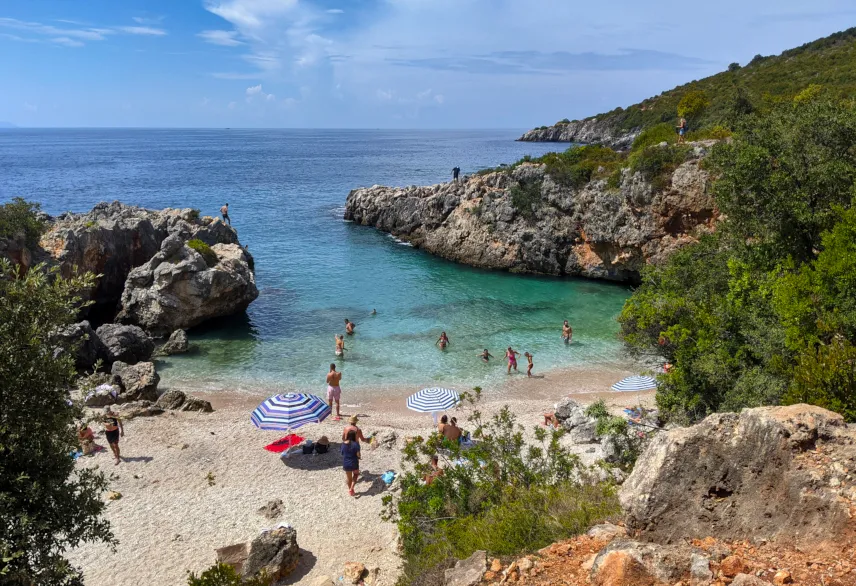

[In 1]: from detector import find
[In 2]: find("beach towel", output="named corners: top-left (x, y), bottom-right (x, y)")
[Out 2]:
top-left (264, 434), bottom-right (305, 453)
top-left (381, 470), bottom-right (397, 485)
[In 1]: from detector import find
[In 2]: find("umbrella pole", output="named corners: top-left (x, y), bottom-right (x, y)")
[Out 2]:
top-left (283, 426), bottom-right (293, 459)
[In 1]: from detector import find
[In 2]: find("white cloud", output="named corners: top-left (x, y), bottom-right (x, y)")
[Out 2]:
top-left (23, 102), bottom-right (38, 112)
top-left (51, 37), bottom-right (84, 47)
top-left (326, 9), bottom-right (344, 14)
top-left (116, 26), bottom-right (167, 36)
top-left (246, 84), bottom-right (275, 102)
top-left (434, 94), bottom-right (445, 104)
top-left (246, 84), bottom-right (263, 95)
top-left (205, 0), bottom-right (299, 29)
top-left (0, 17), bottom-right (167, 46)
top-left (376, 89), bottom-right (394, 101)
top-left (132, 16), bottom-right (164, 25)
top-left (198, 29), bottom-right (243, 46)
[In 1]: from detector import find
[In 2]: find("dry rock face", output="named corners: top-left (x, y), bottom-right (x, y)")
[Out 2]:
top-left (345, 149), bottom-right (715, 282)
top-left (158, 329), bottom-right (189, 355)
top-left (95, 323), bottom-right (154, 365)
top-left (620, 404), bottom-right (856, 546)
top-left (216, 526), bottom-right (300, 582)
top-left (111, 361), bottom-right (160, 402)
top-left (39, 201), bottom-right (239, 313)
top-left (117, 237), bottom-right (258, 335)
top-left (517, 118), bottom-right (638, 149)
top-left (52, 320), bottom-right (103, 371)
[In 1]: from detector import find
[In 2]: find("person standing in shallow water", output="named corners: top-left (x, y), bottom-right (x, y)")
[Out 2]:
top-left (524, 352), bottom-right (534, 377)
top-left (345, 319), bottom-right (355, 335)
top-left (505, 347), bottom-right (520, 374)
top-left (335, 334), bottom-right (345, 357)
top-left (562, 320), bottom-right (573, 344)
top-left (436, 331), bottom-right (450, 350)
top-left (220, 203), bottom-right (231, 225)
top-left (326, 363), bottom-right (343, 421)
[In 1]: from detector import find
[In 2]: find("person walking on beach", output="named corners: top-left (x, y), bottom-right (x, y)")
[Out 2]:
top-left (335, 334), bottom-right (345, 357)
top-left (342, 415), bottom-right (370, 443)
top-left (341, 430), bottom-right (361, 496)
top-left (505, 347), bottom-right (520, 374)
top-left (220, 203), bottom-right (231, 225)
top-left (562, 320), bottom-right (573, 344)
top-left (326, 363), bottom-right (343, 421)
top-left (524, 352), bottom-right (534, 377)
top-left (677, 117), bottom-right (688, 144)
top-left (345, 319), bottom-right (355, 335)
top-left (103, 407), bottom-right (124, 465)
top-left (479, 349), bottom-right (493, 363)
top-left (436, 331), bottom-right (450, 350)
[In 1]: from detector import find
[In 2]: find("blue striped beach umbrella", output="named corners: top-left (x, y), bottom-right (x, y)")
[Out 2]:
top-left (251, 393), bottom-right (331, 431)
top-left (407, 387), bottom-right (461, 413)
top-left (611, 375), bottom-right (658, 392)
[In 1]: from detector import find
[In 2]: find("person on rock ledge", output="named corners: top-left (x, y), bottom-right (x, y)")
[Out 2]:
top-left (452, 166), bottom-right (460, 182)
top-left (220, 203), bottom-right (231, 225)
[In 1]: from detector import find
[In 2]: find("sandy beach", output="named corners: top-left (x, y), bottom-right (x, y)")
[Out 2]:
top-left (70, 365), bottom-right (654, 586)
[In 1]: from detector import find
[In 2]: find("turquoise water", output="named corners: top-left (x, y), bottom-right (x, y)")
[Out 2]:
top-left (0, 129), bottom-right (633, 393)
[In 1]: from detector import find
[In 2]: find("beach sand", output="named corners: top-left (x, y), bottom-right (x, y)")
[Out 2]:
top-left (70, 365), bottom-right (654, 586)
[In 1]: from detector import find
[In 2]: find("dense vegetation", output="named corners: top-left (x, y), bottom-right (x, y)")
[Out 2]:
top-left (530, 27), bottom-right (856, 136)
top-left (187, 238), bottom-right (219, 267)
top-left (386, 390), bottom-right (618, 586)
top-left (0, 259), bottom-right (114, 583)
top-left (0, 197), bottom-right (46, 248)
top-left (619, 94), bottom-right (856, 422)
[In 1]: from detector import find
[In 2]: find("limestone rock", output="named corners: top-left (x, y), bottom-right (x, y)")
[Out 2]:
top-left (159, 329), bottom-right (189, 355)
top-left (720, 555), bottom-right (747, 577)
top-left (96, 323), bottom-right (154, 365)
top-left (587, 523), bottom-right (628, 540)
top-left (344, 151), bottom-right (715, 283)
top-left (308, 577), bottom-right (335, 586)
top-left (372, 429), bottom-right (397, 449)
top-left (444, 550), bottom-right (486, 586)
top-left (53, 320), bottom-right (104, 371)
top-left (83, 384), bottom-right (120, 407)
top-left (773, 570), bottom-right (793, 585)
top-left (554, 398), bottom-right (599, 443)
top-left (590, 550), bottom-right (656, 586)
top-left (591, 540), bottom-right (690, 584)
top-left (689, 553), bottom-right (712, 584)
top-left (116, 239), bottom-right (258, 335)
top-left (731, 574), bottom-right (768, 586)
top-left (111, 361), bottom-right (160, 402)
top-left (344, 561), bottom-right (367, 584)
top-left (517, 118), bottom-right (639, 149)
top-left (242, 526), bottom-right (299, 581)
top-left (154, 389), bottom-right (213, 412)
top-left (115, 400), bottom-right (164, 419)
top-left (619, 404), bottom-right (856, 545)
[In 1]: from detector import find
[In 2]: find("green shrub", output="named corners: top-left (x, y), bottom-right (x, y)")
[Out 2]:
top-left (556, 118), bottom-right (571, 125)
top-left (187, 563), bottom-right (271, 586)
top-left (584, 400), bottom-right (645, 471)
top-left (677, 90), bottom-right (711, 124)
top-left (632, 123), bottom-right (677, 150)
top-left (538, 145), bottom-right (625, 189)
top-left (509, 180), bottom-right (543, 220)
top-left (627, 144), bottom-right (691, 190)
top-left (187, 239), bottom-right (218, 267)
top-left (606, 169), bottom-right (622, 190)
top-left (686, 125), bottom-right (732, 141)
top-left (0, 197), bottom-right (46, 248)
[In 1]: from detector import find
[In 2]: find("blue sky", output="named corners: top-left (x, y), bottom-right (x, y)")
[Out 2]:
top-left (1, 0), bottom-right (854, 128)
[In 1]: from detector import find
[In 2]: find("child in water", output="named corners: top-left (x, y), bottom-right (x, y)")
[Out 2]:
top-left (436, 331), bottom-right (450, 350)
top-left (479, 349), bottom-right (493, 363)
top-left (524, 352), bottom-right (534, 377)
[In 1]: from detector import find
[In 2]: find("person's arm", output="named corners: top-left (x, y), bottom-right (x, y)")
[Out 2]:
top-left (358, 429), bottom-right (368, 442)
top-left (356, 445), bottom-right (361, 460)
top-left (118, 418), bottom-right (124, 436)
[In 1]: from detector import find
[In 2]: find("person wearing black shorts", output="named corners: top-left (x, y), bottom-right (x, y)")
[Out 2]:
top-left (103, 407), bottom-right (124, 465)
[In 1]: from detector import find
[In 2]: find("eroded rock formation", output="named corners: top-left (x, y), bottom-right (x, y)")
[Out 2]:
top-left (517, 118), bottom-right (638, 149)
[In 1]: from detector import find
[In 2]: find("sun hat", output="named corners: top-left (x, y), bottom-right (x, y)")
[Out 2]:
top-left (349, 415), bottom-right (359, 425)
top-left (317, 436), bottom-right (330, 446)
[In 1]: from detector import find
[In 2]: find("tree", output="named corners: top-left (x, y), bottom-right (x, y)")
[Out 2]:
top-left (677, 90), bottom-right (711, 125)
top-left (0, 260), bottom-right (113, 584)
top-left (727, 62), bottom-right (742, 72)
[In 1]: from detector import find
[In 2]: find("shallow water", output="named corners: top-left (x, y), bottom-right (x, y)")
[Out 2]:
top-left (0, 129), bottom-right (634, 393)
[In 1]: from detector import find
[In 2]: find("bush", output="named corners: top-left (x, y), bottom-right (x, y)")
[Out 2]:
top-left (686, 125), bottom-right (732, 141)
top-left (187, 239), bottom-right (218, 267)
top-left (187, 563), bottom-right (271, 586)
top-left (627, 144), bottom-right (691, 190)
top-left (556, 118), bottom-right (571, 125)
top-left (509, 180), bottom-right (543, 220)
top-left (632, 123), bottom-right (677, 150)
top-left (0, 197), bottom-right (46, 248)
top-left (538, 145), bottom-right (625, 189)
top-left (584, 400), bottom-right (645, 472)
top-left (677, 90), bottom-right (711, 124)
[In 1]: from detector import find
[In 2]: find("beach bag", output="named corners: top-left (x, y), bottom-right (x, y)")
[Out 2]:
top-left (301, 440), bottom-right (315, 455)
top-left (314, 442), bottom-right (329, 454)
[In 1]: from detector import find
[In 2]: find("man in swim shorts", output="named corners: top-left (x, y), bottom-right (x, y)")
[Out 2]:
top-left (345, 319), bottom-right (355, 335)
top-left (326, 363), bottom-right (343, 420)
top-left (220, 203), bottom-right (231, 225)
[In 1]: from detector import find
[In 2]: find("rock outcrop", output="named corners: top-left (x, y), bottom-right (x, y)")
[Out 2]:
top-left (158, 329), bottom-right (189, 355)
top-left (619, 404), bottom-right (856, 547)
top-left (39, 201), bottom-right (240, 314)
top-left (445, 550), bottom-right (487, 586)
top-left (53, 320), bottom-right (104, 371)
top-left (216, 526), bottom-right (300, 583)
top-left (518, 118), bottom-right (638, 149)
top-left (95, 323), bottom-right (154, 365)
top-left (345, 146), bottom-right (715, 282)
top-left (155, 389), bottom-right (213, 413)
top-left (111, 361), bottom-right (160, 402)
top-left (116, 237), bottom-right (258, 335)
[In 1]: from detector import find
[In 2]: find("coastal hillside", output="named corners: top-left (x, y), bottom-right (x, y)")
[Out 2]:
top-left (345, 141), bottom-right (716, 283)
top-left (519, 27), bottom-right (856, 146)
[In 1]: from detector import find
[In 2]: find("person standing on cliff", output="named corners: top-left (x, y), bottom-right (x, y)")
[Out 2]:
top-left (452, 167), bottom-right (460, 182)
top-left (220, 203), bottom-right (231, 225)
top-left (677, 118), bottom-right (687, 144)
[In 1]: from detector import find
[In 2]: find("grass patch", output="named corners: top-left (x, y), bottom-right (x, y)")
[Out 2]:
top-left (187, 239), bottom-right (218, 268)
top-left (0, 198), bottom-right (46, 248)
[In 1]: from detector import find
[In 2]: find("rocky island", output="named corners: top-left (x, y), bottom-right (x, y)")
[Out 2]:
top-left (345, 142), bottom-right (716, 283)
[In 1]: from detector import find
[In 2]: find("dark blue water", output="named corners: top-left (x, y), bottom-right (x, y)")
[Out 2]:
top-left (0, 129), bottom-right (632, 395)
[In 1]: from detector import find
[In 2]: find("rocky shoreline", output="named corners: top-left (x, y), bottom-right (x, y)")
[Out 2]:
top-left (517, 118), bottom-right (638, 149)
top-left (345, 143), bottom-right (717, 283)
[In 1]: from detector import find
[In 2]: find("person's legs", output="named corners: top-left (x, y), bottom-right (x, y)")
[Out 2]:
top-left (527, 364), bottom-right (532, 377)
top-left (109, 441), bottom-right (120, 464)
top-left (345, 470), bottom-right (353, 493)
top-left (335, 399), bottom-right (341, 417)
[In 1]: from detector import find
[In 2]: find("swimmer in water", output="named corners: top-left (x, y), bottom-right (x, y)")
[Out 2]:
top-left (345, 319), bottom-right (355, 335)
top-left (335, 334), bottom-right (345, 357)
top-left (436, 331), bottom-right (450, 350)
top-left (562, 320), bottom-right (572, 344)
top-left (478, 349), bottom-right (493, 363)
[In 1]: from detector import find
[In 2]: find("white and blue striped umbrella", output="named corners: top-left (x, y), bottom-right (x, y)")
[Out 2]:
top-left (611, 375), bottom-right (658, 392)
top-left (407, 387), bottom-right (461, 413)
top-left (251, 393), bottom-right (331, 431)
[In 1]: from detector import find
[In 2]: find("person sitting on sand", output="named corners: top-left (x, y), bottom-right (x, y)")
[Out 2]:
top-left (442, 417), bottom-right (463, 444)
top-left (524, 352), bottom-right (534, 377)
top-left (562, 320), bottom-right (572, 343)
top-left (341, 430), bottom-right (361, 496)
top-left (326, 363), bottom-right (343, 421)
top-left (335, 334), bottom-right (345, 357)
top-left (436, 331), bottom-right (450, 350)
top-left (345, 319), bottom-right (355, 335)
top-left (437, 414), bottom-right (449, 436)
top-left (78, 423), bottom-right (95, 456)
top-left (424, 455), bottom-right (444, 485)
top-left (505, 347), bottom-right (520, 374)
top-left (342, 415), bottom-right (371, 443)
top-left (103, 407), bottom-right (124, 465)
top-left (478, 349), bottom-right (493, 362)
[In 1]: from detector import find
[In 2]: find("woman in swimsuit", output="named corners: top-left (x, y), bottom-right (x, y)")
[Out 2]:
top-left (335, 334), bottom-right (345, 357)
top-left (524, 352), bottom-right (534, 377)
top-left (103, 407), bottom-right (124, 465)
top-left (505, 347), bottom-right (520, 374)
top-left (436, 331), bottom-right (450, 350)
top-left (341, 429), bottom-right (361, 496)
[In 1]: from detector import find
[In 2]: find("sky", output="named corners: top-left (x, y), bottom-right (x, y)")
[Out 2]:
top-left (1, 0), bottom-right (854, 128)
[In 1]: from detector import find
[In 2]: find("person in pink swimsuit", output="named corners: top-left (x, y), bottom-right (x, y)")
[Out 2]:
top-left (505, 347), bottom-right (520, 374)
top-left (326, 363), bottom-right (343, 420)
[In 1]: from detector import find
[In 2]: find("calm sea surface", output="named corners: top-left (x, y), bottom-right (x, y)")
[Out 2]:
top-left (0, 129), bottom-right (633, 395)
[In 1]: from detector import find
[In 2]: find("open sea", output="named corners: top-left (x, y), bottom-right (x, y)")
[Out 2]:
top-left (0, 129), bottom-right (634, 396)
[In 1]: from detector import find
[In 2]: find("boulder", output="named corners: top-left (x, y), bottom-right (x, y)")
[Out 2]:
top-left (343, 562), bottom-right (366, 584)
top-left (53, 320), bottom-right (104, 371)
top-left (114, 400), bottom-right (164, 419)
top-left (554, 398), bottom-right (599, 443)
top-left (444, 550), bottom-right (486, 586)
top-left (731, 575), bottom-right (768, 586)
top-left (111, 361), bottom-right (160, 402)
top-left (619, 405), bottom-right (856, 546)
top-left (155, 389), bottom-right (213, 413)
top-left (689, 553), bottom-right (712, 584)
top-left (372, 429), bottom-right (397, 449)
top-left (159, 329), bottom-right (189, 355)
top-left (587, 523), bottom-right (628, 540)
top-left (590, 550), bottom-right (656, 586)
top-left (96, 323), bottom-right (154, 365)
top-left (116, 239), bottom-right (258, 335)
top-left (590, 540), bottom-right (691, 584)
top-left (242, 526), bottom-right (299, 581)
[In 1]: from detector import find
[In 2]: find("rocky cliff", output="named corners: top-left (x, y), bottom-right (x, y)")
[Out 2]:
top-left (345, 144), bottom-right (716, 283)
top-left (517, 118), bottom-right (638, 149)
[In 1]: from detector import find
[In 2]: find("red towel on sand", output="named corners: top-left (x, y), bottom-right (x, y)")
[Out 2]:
top-left (264, 434), bottom-right (305, 453)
